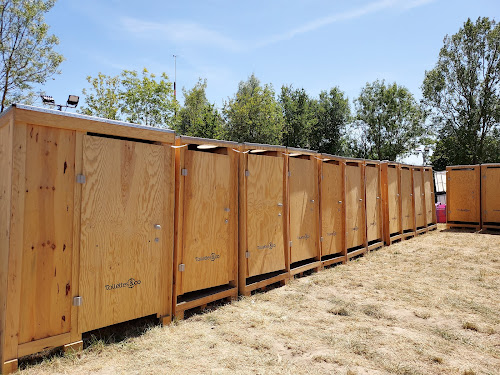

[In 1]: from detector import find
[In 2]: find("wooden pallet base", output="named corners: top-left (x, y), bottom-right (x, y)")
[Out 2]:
top-left (367, 240), bottom-right (384, 252)
top-left (447, 222), bottom-right (481, 231)
top-left (289, 260), bottom-right (322, 277)
top-left (402, 231), bottom-right (415, 240)
top-left (321, 254), bottom-right (346, 267)
top-left (415, 227), bottom-right (427, 235)
top-left (481, 224), bottom-right (500, 231)
top-left (2, 359), bottom-right (18, 375)
top-left (240, 272), bottom-right (289, 297)
top-left (346, 247), bottom-right (367, 260)
top-left (427, 223), bottom-right (438, 231)
top-left (385, 233), bottom-right (403, 245)
top-left (174, 286), bottom-right (238, 320)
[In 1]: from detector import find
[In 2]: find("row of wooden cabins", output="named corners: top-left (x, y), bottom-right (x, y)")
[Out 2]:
top-left (0, 105), bottom-right (437, 373)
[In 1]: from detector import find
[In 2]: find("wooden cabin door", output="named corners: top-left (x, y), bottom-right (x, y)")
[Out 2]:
top-left (289, 157), bottom-right (319, 264)
top-left (365, 165), bottom-right (382, 242)
top-left (245, 154), bottom-right (286, 277)
top-left (178, 150), bottom-right (233, 295)
top-left (321, 162), bottom-right (343, 256)
top-left (424, 170), bottom-right (434, 225)
top-left (401, 168), bottom-right (414, 231)
top-left (79, 135), bottom-right (166, 333)
top-left (387, 166), bottom-right (401, 234)
top-left (413, 170), bottom-right (425, 228)
top-left (345, 164), bottom-right (364, 248)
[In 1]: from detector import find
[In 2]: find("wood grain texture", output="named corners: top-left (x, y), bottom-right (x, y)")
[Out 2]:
top-left (365, 164), bottom-right (383, 242)
top-left (288, 157), bottom-right (319, 263)
top-left (19, 126), bottom-right (75, 344)
top-left (4, 122), bottom-right (27, 361)
top-left (320, 161), bottom-right (344, 256)
top-left (446, 166), bottom-right (480, 223)
top-left (481, 165), bottom-right (500, 224)
top-left (15, 107), bottom-right (174, 144)
top-left (345, 163), bottom-right (365, 248)
top-left (423, 168), bottom-right (436, 225)
top-left (0, 118), bottom-right (13, 368)
top-left (387, 165), bottom-right (401, 234)
top-left (79, 135), bottom-right (166, 333)
top-left (245, 154), bottom-right (286, 277)
top-left (412, 169), bottom-right (425, 228)
top-left (401, 167), bottom-right (415, 231)
top-left (179, 150), bottom-right (234, 294)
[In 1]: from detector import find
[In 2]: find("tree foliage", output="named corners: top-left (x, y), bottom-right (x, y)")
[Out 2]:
top-left (279, 85), bottom-right (317, 148)
top-left (310, 87), bottom-right (350, 155)
top-left (223, 73), bottom-right (283, 144)
top-left (351, 80), bottom-right (426, 161)
top-left (0, 0), bottom-right (64, 111)
top-left (422, 17), bottom-right (500, 167)
top-left (79, 68), bottom-right (177, 128)
top-left (175, 78), bottom-right (224, 139)
top-left (80, 73), bottom-right (121, 120)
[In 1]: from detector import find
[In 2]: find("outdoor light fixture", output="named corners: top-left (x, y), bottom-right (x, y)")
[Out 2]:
top-left (66, 95), bottom-right (79, 108)
top-left (40, 94), bottom-right (79, 111)
top-left (41, 95), bottom-right (55, 105)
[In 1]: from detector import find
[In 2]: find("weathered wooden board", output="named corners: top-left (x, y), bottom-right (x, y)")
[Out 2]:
top-left (0, 119), bottom-right (13, 369)
top-left (79, 135), bottom-right (167, 333)
top-left (447, 166), bottom-right (480, 223)
top-left (19, 126), bottom-right (75, 343)
top-left (481, 164), bottom-right (500, 225)
top-left (320, 160), bottom-right (344, 256)
top-left (423, 168), bottom-right (436, 225)
top-left (401, 166), bottom-right (415, 232)
top-left (288, 156), bottom-right (319, 264)
top-left (178, 150), bottom-right (234, 294)
top-left (345, 163), bottom-right (365, 248)
top-left (245, 153), bottom-right (286, 277)
top-left (365, 163), bottom-right (383, 243)
top-left (412, 168), bottom-right (425, 229)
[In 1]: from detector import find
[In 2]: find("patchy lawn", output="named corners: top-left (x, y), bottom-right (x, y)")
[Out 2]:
top-left (19, 225), bottom-right (500, 374)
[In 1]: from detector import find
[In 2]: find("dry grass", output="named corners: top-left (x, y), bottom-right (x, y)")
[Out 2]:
top-left (18, 225), bottom-right (500, 374)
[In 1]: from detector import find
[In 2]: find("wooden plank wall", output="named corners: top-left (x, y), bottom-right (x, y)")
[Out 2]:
top-left (0, 114), bottom-right (13, 370)
top-left (319, 158), bottom-right (344, 258)
top-left (446, 166), bottom-right (481, 223)
top-left (481, 164), bottom-right (500, 226)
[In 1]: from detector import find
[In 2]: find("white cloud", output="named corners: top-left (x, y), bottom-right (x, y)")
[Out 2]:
top-left (256, 0), bottom-right (436, 47)
top-left (120, 17), bottom-right (241, 52)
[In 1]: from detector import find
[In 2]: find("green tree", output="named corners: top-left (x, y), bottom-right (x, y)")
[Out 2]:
top-left (422, 17), bottom-right (500, 167)
top-left (279, 85), bottom-right (317, 148)
top-left (176, 78), bottom-right (223, 139)
top-left (0, 0), bottom-right (64, 111)
top-left (79, 73), bottom-right (121, 120)
top-left (121, 68), bottom-right (177, 128)
top-left (223, 73), bottom-right (283, 144)
top-left (310, 87), bottom-right (350, 155)
top-left (353, 79), bottom-right (426, 161)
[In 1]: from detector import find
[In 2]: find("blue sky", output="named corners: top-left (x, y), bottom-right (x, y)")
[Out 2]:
top-left (39, 0), bottom-right (498, 113)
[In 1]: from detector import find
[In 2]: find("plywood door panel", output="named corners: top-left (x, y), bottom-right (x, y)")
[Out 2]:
top-left (246, 154), bottom-right (286, 277)
top-left (401, 168), bottom-right (414, 231)
top-left (448, 169), bottom-right (480, 222)
top-left (346, 165), bottom-right (364, 248)
top-left (0, 122), bottom-right (13, 365)
top-left (413, 170), bottom-right (425, 228)
top-left (424, 170), bottom-right (434, 225)
top-left (365, 165), bottom-right (382, 242)
top-left (180, 151), bottom-right (233, 294)
top-left (387, 167), bottom-right (401, 234)
top-left (289, 157), bottom-right (319, 263)
top-left (79, 135), bottom-right (165, 333)
top-left (19, 126), bottom-right (75, 343)
top-left (321, 162), bottom-right (343, 256)
top-left (482, 166), bottom-right (500, 223)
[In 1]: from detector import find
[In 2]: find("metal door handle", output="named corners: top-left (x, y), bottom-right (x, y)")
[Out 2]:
top-left (154, 224), bottom-right (161, 229)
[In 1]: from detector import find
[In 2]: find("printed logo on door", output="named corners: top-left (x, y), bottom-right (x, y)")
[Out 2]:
top-left (257, 242), bottom-right (276, 250)
top-left (105, 278), bottom-right (141, 291)
top-left (195, 253), bottom-right (221, 262)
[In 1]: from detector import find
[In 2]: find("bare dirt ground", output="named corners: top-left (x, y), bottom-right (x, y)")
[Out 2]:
top-left (18, 225), bottom-right (500, 375)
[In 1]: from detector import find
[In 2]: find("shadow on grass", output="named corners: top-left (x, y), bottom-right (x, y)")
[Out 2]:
top-left (18, 314), bottom-right (159, 372)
